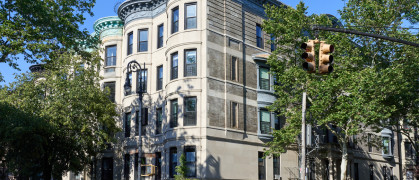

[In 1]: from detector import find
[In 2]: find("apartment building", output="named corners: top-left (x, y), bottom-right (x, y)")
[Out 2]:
top-left (86, 0), bottom-right (413, 179)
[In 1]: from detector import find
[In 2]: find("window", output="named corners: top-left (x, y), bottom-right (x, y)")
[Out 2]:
top-left (105, 45), bottom-right (117, 66)
top-left (125, 112), bottom-right (131, 137)
top-left (258, 152), bottom-right (265, 180)
top-left (135, 110), bottom-right (139, 136)
top-left (231, 56), bottom-right (238, 81)
top-left (156, 152), bottom-right (162, 180)
top-left (172, 7), bottom-right (179, 33)
top-left (102, 158), bottom-right (113, 180)
top-left (369, 165), bottom-right (374, 180)
top-left (390, 167), bottom-right (393, 180)
top-left (137, 69), bottom-right (147, 93)
top-left (124, 154), bottom-right (130, 180)
top-left (274, 113), bottom-right (281, 130)
top-left (382, 136), bottom-right (391, 155)
top-left (368, 134), bottom-right (372, 152)
top-left (259, 109), bottom-right (271, 134)
top-left (127, 32), bottom-right (133, 55)
top-left (171, 52), bottom-right (178, 80)
top-left (259, 67), bottom-right (270, 90)
top-left (184, 97), bottom-right (197, 126)
top-left (126, 72), bottom-right (132, 95)
top-left (140, 157), bottom-right (146, 176)
top-left (104, 82), bottom-right (115, 103)
top-left (169, 147), bottom-right (177, 178)
top-left (157, 65), bottom-right (163, 90)
top-left (157, 24), bottom-right (164, 48)
top-left (185, 3), bottom-right (197, 29)
top-left (156, 108), bottom-right (162, 134)
top-left (354, 163), bottom-right (359, 180)
top-left (273, 156), bottom-right (280, 179)
top-left (383, 166), bottom-right (387, 180)
top-left (230, 102), bottom-right (238, 128)
top-left (185, 146), bottom-right (196, 177)
top-left (138, 29), bottom-right (148, 52)
top-left (141, 108), bottom-right (148, 136)
top-left (184, 49), bottom-right (197, 77)
top-left (405, 142), bottom-right (414, 159)
top-left (170, 99), bottom-right (178, 128)
top-left (134, 153), bottom-right (139, 178)
top-left (270, 35), bottom-right (276, 52)
top-left (256, 24), bottom-right (263, 48)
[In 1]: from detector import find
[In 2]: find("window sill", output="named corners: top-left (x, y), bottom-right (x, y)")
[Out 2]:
top-left (257, 89), bottom-right (275, 94)
top-left (382, 154), bottom-right (394, 159)
top-left (258, 133), bottom-right (273, 140)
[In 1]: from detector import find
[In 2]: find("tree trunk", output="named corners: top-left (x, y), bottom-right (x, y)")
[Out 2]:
top-left (340, 141), bottom-right (348, 180)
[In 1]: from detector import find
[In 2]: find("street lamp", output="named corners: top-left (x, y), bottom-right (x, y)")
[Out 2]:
top-left (124, 61), bottom-right (145, 97)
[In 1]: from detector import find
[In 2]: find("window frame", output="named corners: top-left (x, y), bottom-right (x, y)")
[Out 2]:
top-left (156, 108), bottom-right (163, 134)
top-left (157, 24), bottom-right (164, 48)
top-left (135, 110), bottom-right (139, 136)
top-left (169, 147), bottom-right (177, 178)
top-left (171, 7), bottom-right (179, 34)
top-left (138, 29), bottom-right (148, 52)
top-left (185, 3), bottom-right (197, 30)
top-left (184, 97), bottom-right (197, 126)
top-left (231, 56), bottom-right (238, 81)
top-left (259, 109), bottom-right (271, 135)
top-left (184, 146), bottom-right (196, 177)
top-left (137, 69), bottom-right (147, 93)
top-left (103, 81), bottom-right (116, 103)
top-left (258, 152), bottom-right (266, 180)
top-left (105, 45), bottom-right (117, 67)
top-left (184, 49), bottom-right (197, 77)
top-left (157, 65), bottom-right (163, 90)
top-left (124, 154), bottom-right (130, 180)
top-left (259, 66), bottom-right (270, 90)
top-left (171, 52), bottom-right (178, 80)
top-left (230, 101), bottom-right (238, 128)
top-left (170, 99), bottom-right (178, 128)
top-left (256, 24), bottom-right (263, 49)
top-left (127, 32), bottom-right (133, 55)
top-left (124, 112), bottom-right (131, 137)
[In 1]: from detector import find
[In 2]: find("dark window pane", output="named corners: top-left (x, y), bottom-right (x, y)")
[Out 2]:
top-left (256, 24), bottom-right (263, 48)
top-left (104, 82), bottom-right (115, 103)
top-left (156, 108), bottom-right (162, 134)
top-left (231, 57), bottom-right (237, 81)
top-left (184, 97), bottom-right (197, 126)
top-left (127, 32), bottom-right (133, 55)
top-left (126, 72), bottom-right (132, 95)
top-left (171, 53), bottom-right (178, 80)
top-left (271, 35), bottom-right (276, 52)
top-left (137, 69), bottom-right (147, 93)
top-left (125, 113), bottom-right (131, 137)
top-left (157, 66), bottom-right (163, 90)
top-left (172, 7), bottom-right (179, 33)
top-left (258, 152), bottom-right (265, 180)
top-left (135, 111), bottom-right (139, 136)
top-left (185, 146), bottom-right (196, 177)
top-left (158, 24), bottom-right (164, 48)
top-left (169, 148), bottom-right (177, 178)
top-left (102, 158), bottom-right (113, 180)
top-left (170, 99), bottom-right (178, 128)
top-left (124, 154), bottom-right (130, 180)
top-left (105, 45), bottom-right (117, 66)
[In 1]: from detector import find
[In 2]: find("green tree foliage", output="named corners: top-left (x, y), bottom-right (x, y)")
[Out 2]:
top-left (175, 152), bottom-right (194, 180)
top-left (0, 51), bottom-right (119, 179)
top-left (263, 1), bottom-right (418, 179)
top-left (0, 0), bottom-right (98, 80)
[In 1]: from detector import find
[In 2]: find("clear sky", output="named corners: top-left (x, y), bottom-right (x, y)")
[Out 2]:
top-left (0, 0), bottom-right (345, 86)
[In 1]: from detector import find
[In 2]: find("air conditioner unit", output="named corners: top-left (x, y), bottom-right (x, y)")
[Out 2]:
top-left (274, 174), bottom-right (281, 180)
top-left (140, 164), bottom-right (156, 176)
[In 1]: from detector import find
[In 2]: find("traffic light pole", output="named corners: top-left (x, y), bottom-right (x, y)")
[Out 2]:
top-left (301, 92), bottom-right (307, 180)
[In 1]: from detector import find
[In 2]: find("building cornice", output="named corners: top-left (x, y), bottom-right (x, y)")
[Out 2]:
top-left (93, 16), bottom-right (124, 38)
top-left (117, 0), bottom-right (167, 24)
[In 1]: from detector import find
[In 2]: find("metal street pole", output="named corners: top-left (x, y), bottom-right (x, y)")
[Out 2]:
top-left (301, 92), bottom-right (307, 180)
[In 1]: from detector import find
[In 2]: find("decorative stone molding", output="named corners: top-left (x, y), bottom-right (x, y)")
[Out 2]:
top-left (93, 16), bottom-right (124, 39)
top-left (117, 0), bottom-right (167, 24)
top-left (232, 0), bottom-right (283, 17)
top-left (29, 64), bottom-right (45, 73)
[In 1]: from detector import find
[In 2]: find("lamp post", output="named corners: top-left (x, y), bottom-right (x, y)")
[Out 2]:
top-left (123, 60), bottom-right (145, 179)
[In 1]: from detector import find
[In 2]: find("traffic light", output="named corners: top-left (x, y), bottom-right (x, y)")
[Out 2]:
top-left (318, 42), bottom-right (334, 74)
top-left (301, 41), bottom-right (316, 73)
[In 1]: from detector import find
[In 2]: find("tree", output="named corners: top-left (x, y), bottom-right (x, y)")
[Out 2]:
top-left (175, 152), bottom-right (193, 180)
top-left (263, 1), bottom-right (418, 180)
top-left (0, 0), bottom-right (98, 80)
top-left (0, 51), bottom-right (119, 179)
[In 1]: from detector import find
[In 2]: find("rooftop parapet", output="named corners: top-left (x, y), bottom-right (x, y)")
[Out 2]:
top-left (93, 16), bottom-right (124, 40)
top-left (117, 0), bottom-right (167, 24)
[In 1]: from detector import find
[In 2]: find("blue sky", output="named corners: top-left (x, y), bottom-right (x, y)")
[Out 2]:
top-left (0, 0), bottom-right (345, 86)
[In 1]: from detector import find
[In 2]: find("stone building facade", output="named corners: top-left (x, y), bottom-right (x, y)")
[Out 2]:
top-left (75, 0), bottom-right (414, 180)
